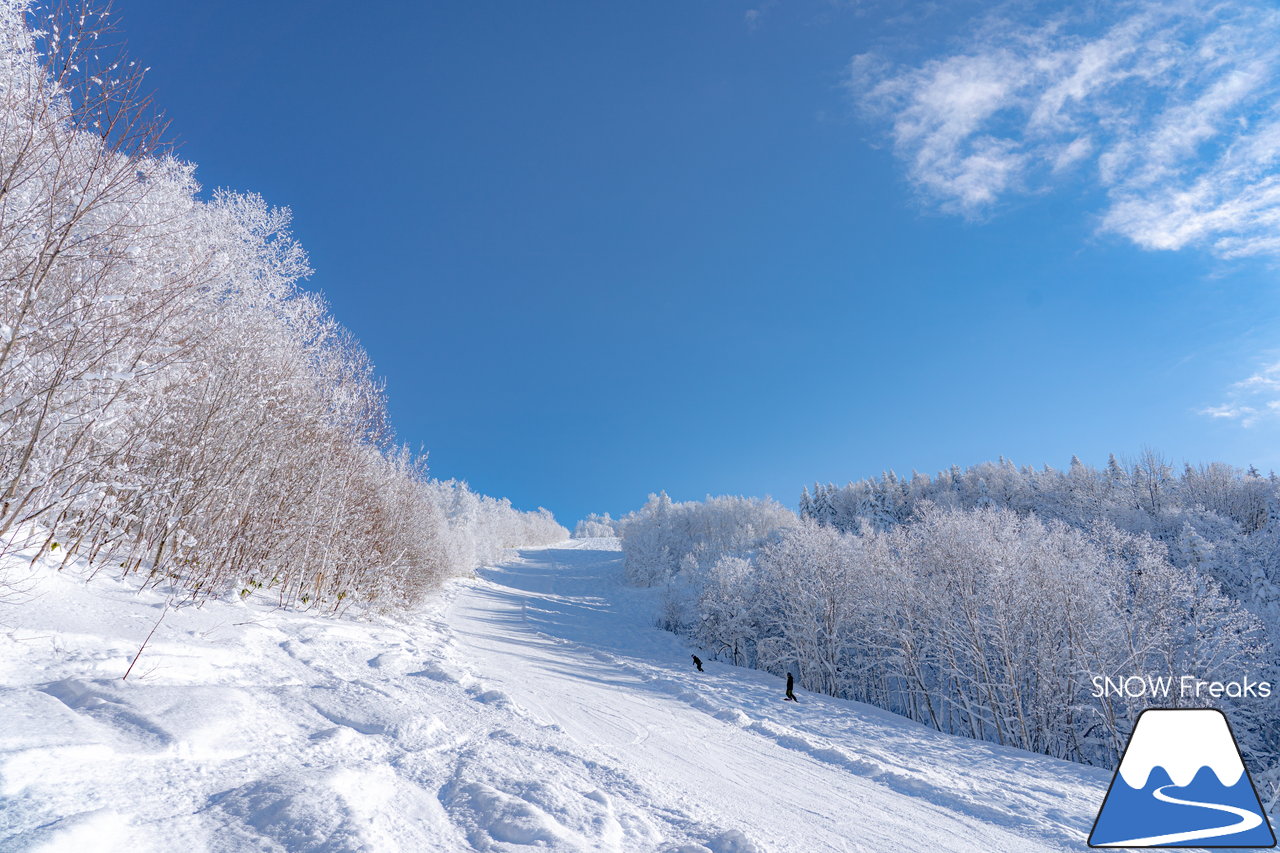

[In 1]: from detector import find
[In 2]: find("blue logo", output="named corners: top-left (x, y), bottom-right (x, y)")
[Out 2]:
top-left (1089, 708), bottom-right (1276, 848)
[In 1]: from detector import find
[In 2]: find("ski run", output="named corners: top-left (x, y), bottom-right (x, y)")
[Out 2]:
top-left (2, 535), bottom-right (1117, 852)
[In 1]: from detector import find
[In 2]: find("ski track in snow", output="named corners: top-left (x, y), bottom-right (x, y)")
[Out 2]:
top-left (1, 537), bottom-right (1112, 851)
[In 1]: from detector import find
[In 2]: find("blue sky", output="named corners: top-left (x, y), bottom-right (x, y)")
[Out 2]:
top-left (116, 0), bottom-right (1280, 525)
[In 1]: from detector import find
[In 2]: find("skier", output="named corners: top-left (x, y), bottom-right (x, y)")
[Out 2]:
top-left (691, 654), bottom-right (704, 672)
top-left (784, 672), bottom-right (798, 702)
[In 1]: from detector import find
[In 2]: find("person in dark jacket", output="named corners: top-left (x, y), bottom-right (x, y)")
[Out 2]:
top-left (691, 654), bottom-right (704, 672)
top-left (784, 672), bottom-right (798, 702)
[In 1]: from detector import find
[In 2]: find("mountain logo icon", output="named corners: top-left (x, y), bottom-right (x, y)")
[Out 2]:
top-left (1089, 708), bottom-right (1276, 848)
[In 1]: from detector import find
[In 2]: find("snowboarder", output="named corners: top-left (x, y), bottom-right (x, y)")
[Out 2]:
top-left (784, 672), bottom-right (798, 702)
top-left (691, 654), bottom-right (703, 672)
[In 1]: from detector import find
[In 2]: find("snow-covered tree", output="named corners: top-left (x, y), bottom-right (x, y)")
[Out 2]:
top-left (572, 513), bottom-right (618, 538)
top-left (0, 1), bottom-right (564, 608)
top-left (618, 493), bottom-right (796, 586)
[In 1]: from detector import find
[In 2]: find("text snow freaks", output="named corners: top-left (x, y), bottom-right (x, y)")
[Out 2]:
top-left (1091, 675), bottom-right (1272, 700)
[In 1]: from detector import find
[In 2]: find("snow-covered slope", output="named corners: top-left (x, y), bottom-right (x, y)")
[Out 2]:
top-left (0, 536), bottom-right (1111, 851)
top-left (451, 540), bottom-right (1112, 852)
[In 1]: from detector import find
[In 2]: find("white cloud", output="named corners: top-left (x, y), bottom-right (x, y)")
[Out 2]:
top-left (874, 50), bottom-right (1028, 212)
top-left (1202, 361), bottom-right (1280, 426)
top-left (850, 0), bottom-right (1280, 256)
top-left (744, 1), bottom-right (779, 31)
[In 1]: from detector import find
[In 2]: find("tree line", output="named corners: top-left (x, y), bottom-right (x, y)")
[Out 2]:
top-left (0, 1), bottom-right (564, 610)
top-left (802, 453), bottom-right (1280, 623)
top-left (611, 455), bottom-right (1280, 803)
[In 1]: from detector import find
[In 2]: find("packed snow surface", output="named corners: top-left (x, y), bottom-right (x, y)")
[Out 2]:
top-left (1, 536), bottom-right (1111, 851)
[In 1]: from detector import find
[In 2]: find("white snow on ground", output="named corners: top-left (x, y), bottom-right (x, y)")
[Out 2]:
top-left (1, 535), bottom-right (1114, 851)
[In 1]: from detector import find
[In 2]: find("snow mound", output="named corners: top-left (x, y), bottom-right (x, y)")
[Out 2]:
top-left (443, 780), bottom-right (576, 847)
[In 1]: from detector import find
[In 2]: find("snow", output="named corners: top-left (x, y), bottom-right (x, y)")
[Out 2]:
top-left (1, 535), bottom-right (1113, 851)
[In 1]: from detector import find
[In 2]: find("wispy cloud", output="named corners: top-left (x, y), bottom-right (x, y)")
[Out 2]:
top-left (1201, 361), bottom-right (1280, 426)
top-left (850, 0), bottom-right (1280, 257)
top-left (744, 1), bottom-right (779, 31)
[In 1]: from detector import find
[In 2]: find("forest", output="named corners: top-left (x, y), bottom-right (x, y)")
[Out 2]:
top-left (606, 455), bottom-right (1280, 803)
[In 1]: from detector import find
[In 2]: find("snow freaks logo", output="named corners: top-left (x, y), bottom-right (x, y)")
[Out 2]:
top-left (1092, 675), bottom-right (1272, 700)
top-left (1088, 709), bottom-right (1276, 848)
